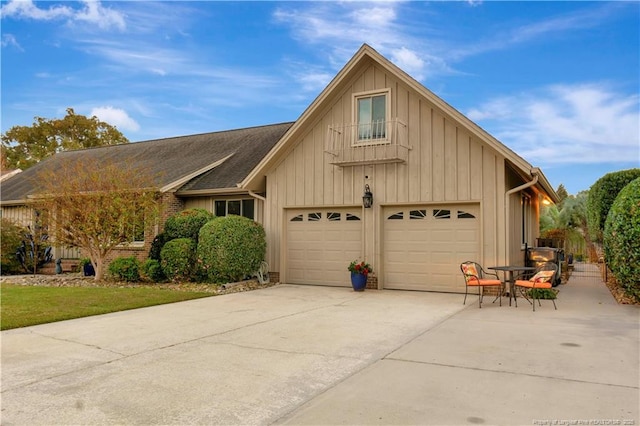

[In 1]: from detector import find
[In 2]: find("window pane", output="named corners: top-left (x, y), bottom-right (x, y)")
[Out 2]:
top-left (308, 212), bottom-right (322, 221)
top-left (228, 200), bottom-right (241, 216)
top-left (215, 200), bottom-right (226, 217)
top-left (242, 199), bottom-right (254, 219)
top-left (358, 98), bottom-right (372, 140)
top-left (372, 95), bottom-right (386, 138)
top-left (433, 209), bottom-right (451, 219)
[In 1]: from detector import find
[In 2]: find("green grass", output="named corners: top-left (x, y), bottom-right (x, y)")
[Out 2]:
top-left (0, 284), bottom-right (214, 330)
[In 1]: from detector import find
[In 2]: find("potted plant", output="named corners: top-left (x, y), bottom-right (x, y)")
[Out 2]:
top-left (348, 260), bottom-right (372, 292)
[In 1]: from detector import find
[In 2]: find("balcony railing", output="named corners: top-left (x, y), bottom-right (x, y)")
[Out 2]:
top-left (325, 118), bottom-right (409, 166)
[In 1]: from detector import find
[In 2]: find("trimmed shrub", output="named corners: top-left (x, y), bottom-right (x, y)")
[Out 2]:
top-left (604, 177), bottom-right (640, 301)
top-left (197, 215), bottom-right (266, 283)
top-left (1, 218), bottom-right (24, 275)
top-left (164, 208), bottom-right (214, 242)
top-left (587, 168), bottom-right (640, 242)
top-left (160, 238), bottom-right (196, 282)
top-left (108, 257), bottom-right (141, 282)
top-left (141, 258), bottom-right (165, 282)
top-left (148, 232), bottom-right (168, 261)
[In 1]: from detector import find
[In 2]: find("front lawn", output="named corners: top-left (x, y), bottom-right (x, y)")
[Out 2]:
top-left (0, 284), bottom-right (214, 330)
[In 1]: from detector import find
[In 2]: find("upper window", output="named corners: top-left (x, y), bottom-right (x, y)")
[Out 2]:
top-left (355, 90), bottom-right (389, 143)
top-left (215, 199), bottom-right (255, 220)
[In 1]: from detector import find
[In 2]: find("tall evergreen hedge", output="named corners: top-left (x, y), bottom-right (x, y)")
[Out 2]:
top-left (604, 177), bottom-right (640, 300)
top-left (587, 168), bottom-right (640, 242)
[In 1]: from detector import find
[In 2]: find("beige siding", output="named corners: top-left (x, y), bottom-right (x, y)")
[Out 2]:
top-left (265, 61), bottom-right (507, 284)
top-left (1, 205), bottom-right (33, 227)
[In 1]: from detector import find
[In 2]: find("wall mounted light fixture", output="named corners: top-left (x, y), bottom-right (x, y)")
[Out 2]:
top-left (363, 184), bottom-right (373, 208)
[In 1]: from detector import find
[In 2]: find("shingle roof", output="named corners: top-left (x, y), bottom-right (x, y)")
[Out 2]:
top-left (0, 122), bottom-right (293, 204)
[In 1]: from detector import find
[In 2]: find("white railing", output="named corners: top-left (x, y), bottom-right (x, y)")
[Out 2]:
top-left (326, 118), bottom-right (409, 166)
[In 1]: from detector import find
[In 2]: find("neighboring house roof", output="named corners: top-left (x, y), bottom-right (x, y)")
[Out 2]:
top-left (242, 44), bottom-right (559, 203)
top-left (0, 122), bottom-right (293, 205)
top-left (0, 169), bottom-right (21, 182)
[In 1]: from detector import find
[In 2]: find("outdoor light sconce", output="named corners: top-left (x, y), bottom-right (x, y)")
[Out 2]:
top-left (363, 184), bottom-right (373, 208)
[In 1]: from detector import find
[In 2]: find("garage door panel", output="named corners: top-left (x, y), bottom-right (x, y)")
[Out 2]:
top-left (384, 204), bottom-right (479, 292)
top-left (286, 208), bottom-right (362, 287)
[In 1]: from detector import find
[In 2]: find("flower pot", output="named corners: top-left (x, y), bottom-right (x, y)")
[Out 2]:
top-left (350, 272), bottom-right (367, 291)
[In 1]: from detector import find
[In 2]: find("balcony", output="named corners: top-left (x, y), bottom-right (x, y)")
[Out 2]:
top-left (325, 118), bottom-right (410, 166)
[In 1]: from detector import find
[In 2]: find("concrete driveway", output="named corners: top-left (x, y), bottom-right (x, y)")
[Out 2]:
top-left (2, 263), bottom-right (638, 425)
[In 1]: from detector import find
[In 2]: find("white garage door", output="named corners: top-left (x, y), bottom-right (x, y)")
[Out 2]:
top-left (383, 205), bottom-right (480, 292)
top-left (286, 208), bottom-right (363, 287)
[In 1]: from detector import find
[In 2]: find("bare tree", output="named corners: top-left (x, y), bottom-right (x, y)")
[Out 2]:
top-left (32, 158), bottom-right (159, 280)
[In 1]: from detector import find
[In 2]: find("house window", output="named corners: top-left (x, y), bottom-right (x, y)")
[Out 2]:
top-left (215, 199), bottom-right (255, 219)
top-left (355, 90), bottom-right (389, 142)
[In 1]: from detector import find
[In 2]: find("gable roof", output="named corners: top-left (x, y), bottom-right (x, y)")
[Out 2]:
top-left (1, 122), bottom-right (293, 205)
top-left (242, 44), bottom-right (558, 203)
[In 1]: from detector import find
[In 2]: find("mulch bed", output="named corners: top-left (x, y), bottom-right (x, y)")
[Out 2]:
top-left (597, 264), bottom-right (640, 305)
top-left (0, 273), bottom-right (277, 295)
top-left (603, 276), bottom-right (639, 305)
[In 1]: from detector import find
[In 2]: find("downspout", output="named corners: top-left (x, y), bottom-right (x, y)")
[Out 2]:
top-left (504, 171), bottom-right (538, 266)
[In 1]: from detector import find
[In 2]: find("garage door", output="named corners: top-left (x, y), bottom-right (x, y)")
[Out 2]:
top-left (383, 205), bottom-right (480, 292)
top-left (286, 208), bottom-right (362, 287)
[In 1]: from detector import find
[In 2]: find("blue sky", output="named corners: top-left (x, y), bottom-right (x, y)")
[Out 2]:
top-left (1, 1), bottom-right (639, 195)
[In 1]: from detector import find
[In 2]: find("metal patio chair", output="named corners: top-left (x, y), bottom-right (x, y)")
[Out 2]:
top-left (514, 262), bottom-right (558, 311)
top-left (461, 261), bottom-right (503, 308)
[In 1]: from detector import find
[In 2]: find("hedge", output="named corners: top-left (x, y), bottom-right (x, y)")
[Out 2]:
top-left (587, 168), bottom-right (640, 242)
top-left (604, 177), bottom-right (640, 301)
top-left (108, 257), bottom-right (141, 282)
top-left (197, 215), bottom-right (266, 283)
top-left (160, 238), bottom-right (196, 282)
top-left (164, 208), bottom-right (214, 242)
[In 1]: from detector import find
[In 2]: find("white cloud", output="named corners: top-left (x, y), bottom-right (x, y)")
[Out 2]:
top-left (1, 0), bottom-right (125, 31)
top-left (91, 106), bottom-right (140, 132)
top-left (74, 1), bottom-right (125, 31)
top-left (1, 33), bottom-right (22, 50)
top-left (467, 84), bottom-right (640, 165)
top-left (1, 0), bottom-right (72, 20)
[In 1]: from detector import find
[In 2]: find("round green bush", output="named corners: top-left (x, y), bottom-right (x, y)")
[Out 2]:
top-left (108, 257), bottom-right (141, 282)
top-left (141, 258), bottom-right (165, 282)
top-left (197, 215), bottom-right (266, 283)
top-left (604, 177), bottom-right (640, 301)
top-left (164, 208), bottom-right (214, 242)
top-left (160, 238), bottom-right (196, 282)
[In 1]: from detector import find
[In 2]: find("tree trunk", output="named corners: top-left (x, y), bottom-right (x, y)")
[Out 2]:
top-left (93, 257), bottom-right (104, 281)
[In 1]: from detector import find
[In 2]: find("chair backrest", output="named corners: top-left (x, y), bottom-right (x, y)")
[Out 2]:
top-left (461, 261), bottom-right (482, 283)
top-left (529, 262), bottom-right (558, 283)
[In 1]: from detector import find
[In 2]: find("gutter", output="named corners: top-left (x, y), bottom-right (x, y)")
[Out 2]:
top-left (504, 170), bottom-right (539, 266)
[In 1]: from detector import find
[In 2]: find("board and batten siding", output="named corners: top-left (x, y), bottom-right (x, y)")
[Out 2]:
top-left (1, 205), bottom-right (81, 259)
top-left (263, 61), bottom-right (508, 284)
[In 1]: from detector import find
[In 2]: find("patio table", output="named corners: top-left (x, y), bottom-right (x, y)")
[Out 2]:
top-left (488, 266), bottom-right (536, 306)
